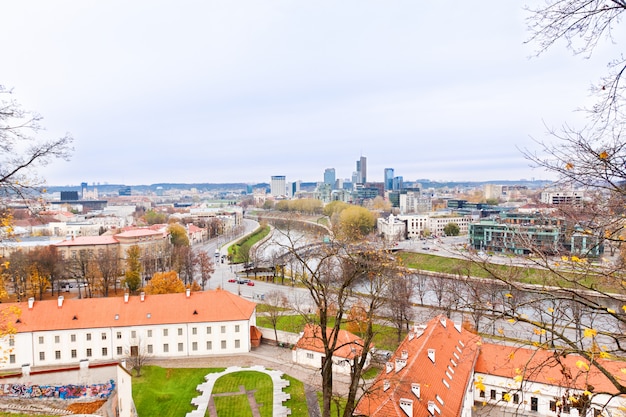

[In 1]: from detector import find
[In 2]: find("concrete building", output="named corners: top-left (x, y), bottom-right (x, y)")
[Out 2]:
top-left (270, 175), bottom-right (287, 197)
top-left (0, 290), bottom-right (258, 372)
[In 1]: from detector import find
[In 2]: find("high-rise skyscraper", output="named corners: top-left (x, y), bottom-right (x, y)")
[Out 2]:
top-left (270, 175), bottom-right (287, 197)
top-left (324, 168), bottom-right (336, 189)
top-left (384, 168), bottom-right (394, 190)
top-left (356, 156), bottom-right (367, 184)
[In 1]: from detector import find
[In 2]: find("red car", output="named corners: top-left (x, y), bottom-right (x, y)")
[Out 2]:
top-left (246, 281), bottom-right (255, 286)
top-left (228, 279), bottom-right (236, 283)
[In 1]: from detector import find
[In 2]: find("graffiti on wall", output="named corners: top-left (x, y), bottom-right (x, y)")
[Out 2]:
top-left (0, 379), bottom-right (115, 399)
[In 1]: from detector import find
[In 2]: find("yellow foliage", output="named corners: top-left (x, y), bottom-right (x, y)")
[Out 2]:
top-left (505, 293), bottom-right (513, 298)
top-left (565, 162), bottom-right (574, 170)
top-left (547, 307), bottom-right (554, 313)
top-left (584, 328), bottom-right (597, 338)
top-left (576, 360), bottom-right (589, 370)
top-left (503, 393), bottom-right (511, 402)
top-left (599, 151), bottom-right (609, 159)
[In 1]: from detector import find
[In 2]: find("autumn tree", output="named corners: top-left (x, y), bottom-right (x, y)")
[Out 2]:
top-left (144, 271), bottom-right (185, 295)
top-left (443, 221), bottom-right (460, 236)
top-left (95, 247), bottom-right (120, 297)
top-left (335, 205), bottom-right (376, 242)
top-left (123, 245), bottom-right (142, 294)
top-left (196, 250), bottom-right (215, 290)
top-left (168, 222), bottom-right (190, 247)
top-left (276, 224), bottom-right (399, 417)
top-left (144, 209), bottom-right (167, 225)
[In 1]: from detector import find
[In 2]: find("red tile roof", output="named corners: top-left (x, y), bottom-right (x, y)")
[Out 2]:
top-left (11, 290), bottom-right (256, 333)
top-left (295, 324), bottom-right (365, 360)
top-left (354, 315), bottom-right (481, 417)
top-left (54, 235), bottom-right (119, 246)
top-left (476, 343), bottom-right (626, 395)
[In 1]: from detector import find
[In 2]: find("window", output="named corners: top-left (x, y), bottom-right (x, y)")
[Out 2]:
top-left (163, 329), bottom-right (168, 337)
top-left (9, 354), bottom-right (15, 364)
top-left (513, 393), bottom-right (520, 404)
top-left (192, 327), bottom-right (197, 335)
top-left (531, 397), bottom-right (538, 412)
top-left (86, 333), bottom-right (92, 341)
top-left (130, 346), bottom-right (138, 357)
top-left (55, 335), bottom-right (60, 343)
top-left (221, 340), bottom-right (226, 349)
top-left (9, 337), bottom-right (14, 347)
top-left (131, 330), bottom-right (137, 339)
top-left (235, 339), bottom-right (240, 349)
top-left (178, 328), bottom-right (183, 336)
top-left (490, 390), bottom-right (496, 400)
top-left (55, 351), bottom-right (61, 360)
top-left (178, 343), bottom-right (183, 352)
top-left (116, 346), bottom-right (122, 355)
top-left (163, 344), bottom-right (169, 353)
top-left (206, 326), bottom-right (212, 334)
top-left (39, 336), bottom-right (44, 344)
top-left (116, 332), bottom-right (122, 339)
top-left (86, 348), bottom-right (92, 357)
top-left (101, 332), bottom-right (107, 340)
top-left (207, 341), bottom-right (212, 350)
top-left (221, 326), bottom-right (226, 334)
top-left (192, 342), bottom-right (197, 351)
top-left (39, 352), bottom-right (45, 361)
top-left (102, 347), bottom-right (108, 356)
top-left (235, 325), bottom-right (240, 333)
top-left (71, 349), bottom-right (77, 358)
top-left (306, 353), bottom-right (314, 359)
top-left (147, 330), bottom-right (152, 337)
top-left (147, 345), bottom-right (153, 354)
top-left (71, 334), bottom-right (76, 342)
top-left (479, 390), bottom-right (485, 398)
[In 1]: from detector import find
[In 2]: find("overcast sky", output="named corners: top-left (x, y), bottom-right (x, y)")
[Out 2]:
top-left (0, 1), bottom-right (612, 186)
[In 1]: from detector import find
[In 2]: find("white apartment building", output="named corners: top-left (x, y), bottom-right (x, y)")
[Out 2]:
top-left (392, 213), bottom-right (473, 238)
top-left (270, 175), bottom-right (287, 197)
top-left (0, 290), bottom-right (258, 372)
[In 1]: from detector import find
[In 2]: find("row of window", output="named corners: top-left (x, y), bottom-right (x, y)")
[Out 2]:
top-left (479, 389), bottom-right (537, 412)
top-left (28, 339), bottom-right (243, 364)
top-left (35, 325), bottom-right (241, 344)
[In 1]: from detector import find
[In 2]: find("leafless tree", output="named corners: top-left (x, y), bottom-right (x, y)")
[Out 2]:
top-left (125, 336), bottom-right (151, 377)
top-left (195, 250), bottom-right (214, 290)
top-left (95, 248), bottom-right (120, 297)
top-left (264, 289), bottom-right (290, 344)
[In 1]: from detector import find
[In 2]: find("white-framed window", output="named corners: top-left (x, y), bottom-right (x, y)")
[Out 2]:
top-left (38, 336), bottom-right (44, 344)
top-left (131, 330), bottom-right (137, 339)
top-left (178, 343), bottom-right (183, 352)
top-left (9, 336), bottom-right (14, 347)
top-left (207, 326), bottom-right (212, 334)
top-left (102, 347), bottom-right (108, 356)
top-left (116, 346), bottom-right (123, 355)
top-left (163, 344), bottom-right (169, 353)
top-left (86, 348), bottom-right (92, 357)
top-left (235, 340), bottom-right (240, 348)
top-left (39, 352), bottom-right (45, 361)
top-left (55, 335), bottom-right (60, 343)
top-left (221, 340), bottom-right (226, 349)
top-left (116, 332), bottom-right (122, 339)
top-left (147, 330), bottom-right (152, 337)
top-left (86, 333), bottom-right (92, 341)
top-left (71, 349), bottom-right (77, 358)
top-left (192, 342), bottom-right (198, 351)
top-left (71, 334), bottom-right (76, 342)
top-left (207, 341), bottom-right (212, 350)
top-left (235, 325), bottom-right (240, 333)
top-left (147, 345), bottom-right (153, 354)
top-left (192, 327), bottom-right (197, 335)
top-left (178, 328), bottom-right (183, 336)
top-left (55, 351), bottom-right (61, 360)
top-left (221, 326), bottom-right (226, 334)
top-left (101, 332), bottom-right (107, 340)
top-left (163, 329), bottom-right (168, 337)
top-left (9, 354), bottom-right (15, 364)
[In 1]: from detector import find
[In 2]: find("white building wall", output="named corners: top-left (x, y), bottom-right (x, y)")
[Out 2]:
top-left (2, 318), bottom-right (254, 371)
top-left (292, 348), bottom-right (362, 375)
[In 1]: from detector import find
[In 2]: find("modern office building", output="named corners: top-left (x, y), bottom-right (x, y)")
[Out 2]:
top-left (270, 175), bottom-right (287, 197)
top-left (323, 168), bottom-right (336, 189)
top-left (384, 168), bottom-right (394, 191)
top-left (356, 156), bottom-right (367, 184)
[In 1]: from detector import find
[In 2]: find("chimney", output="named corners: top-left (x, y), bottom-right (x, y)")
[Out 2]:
top-left (399, 398), bottom-right (413, 417)
top-left (140, 292), bottom-right (145, 302)
top-left (186, 288), bottom-right (191, 298)
top-left (428, 348), bottom-right (435, 363)
top-left (124, 293), bottom-right (129, 303)
top-left (383, 380), bottom-right (390, 391)
top-left (440, 317), bottom-right (447, 328)
top-left (28, 297), bottom-right (35, 309)
top-left (57, 296), bottom-right (64, 308)
top-left (401, 350), bottom-right (408, 360)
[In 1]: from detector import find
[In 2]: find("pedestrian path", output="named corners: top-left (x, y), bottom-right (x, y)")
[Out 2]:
top-left (186, 365), bottom-right (291, 417)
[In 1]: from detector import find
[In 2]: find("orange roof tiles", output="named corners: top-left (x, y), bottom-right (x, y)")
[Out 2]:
top-left (295, 324), bottom-right (365, 359)
top-left (354, 315), bottom-right (481, 417)
top-left (476, 343), bottom-right (626, 395)
top-left (10, 290), bottom-right (256, 333)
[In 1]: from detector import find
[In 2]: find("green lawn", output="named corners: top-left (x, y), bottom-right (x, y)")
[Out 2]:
top-left (132, 365), bottom-right (309, 417)
top-left (229, 225), bottom-right (271, 263)
top-left (257, 314), bottom-right (403, 352)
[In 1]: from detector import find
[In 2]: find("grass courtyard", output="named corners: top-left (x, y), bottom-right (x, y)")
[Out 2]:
top-left (132, 365), bottom-right (309, 417)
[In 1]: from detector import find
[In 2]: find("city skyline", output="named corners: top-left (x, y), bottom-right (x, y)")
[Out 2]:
top-left (1, 1), bottom-right (609, 186)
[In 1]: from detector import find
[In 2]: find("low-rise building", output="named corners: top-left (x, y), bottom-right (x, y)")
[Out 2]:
top-left (0, 289), bottom-right (258, 372)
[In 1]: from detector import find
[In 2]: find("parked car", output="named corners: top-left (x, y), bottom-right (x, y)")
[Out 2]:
top-left (228, 279), bottom-right (236, 283)
top-left (246, 281), bottom-right (255, 286)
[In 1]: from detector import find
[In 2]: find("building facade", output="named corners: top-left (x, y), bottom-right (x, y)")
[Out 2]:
top-left (0, 290), bottom-right (257, 372)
